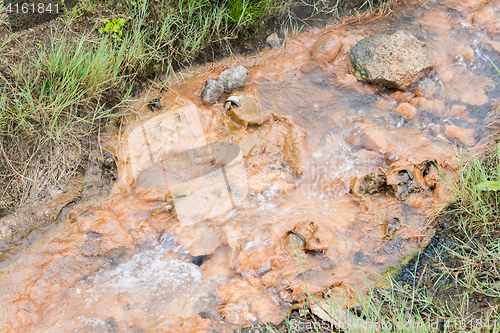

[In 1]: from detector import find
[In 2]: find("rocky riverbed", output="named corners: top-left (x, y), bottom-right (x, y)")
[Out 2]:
top-left (0, 0), bottom-right (499, 331)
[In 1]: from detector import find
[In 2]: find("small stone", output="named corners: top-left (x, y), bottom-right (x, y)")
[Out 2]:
top-left (283, 124), bottom-right (309, 176)
top-left (266, 33), bottom-right (281, 48)
top-left (386, 168), bottom-right (421, 201)
top-left (351, 173), bottom-right (388, 198)
top-left (410, 97), bottom-right (445, 115)
top-left (381, 217), bottom-right (401, 240)
top-left (218, 66), bottom-right (248, 91)
top-left (396, 103), bottom-right (417, 119)
top-left (312, 32), bottom-right (342, 63)
top-left (390, 91), bottom-right (413, 103)
top-left (430, 99), bottom-right (446, 116)
top-left (200, 80), bottom-right (224, 104)
top-left (103, 152), bottom-right (116, 169)
top-left (147, 98), bottom-right (162, 111)
top-left (284, 231), bottom-right (306, 252)
top-left (438, 67), bottom-right (454, 83)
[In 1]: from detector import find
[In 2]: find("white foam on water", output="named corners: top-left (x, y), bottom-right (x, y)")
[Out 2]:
top-left (51, 242), bottom-right (218, 331)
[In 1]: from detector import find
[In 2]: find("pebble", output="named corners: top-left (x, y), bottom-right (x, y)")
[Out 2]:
top-left (311, 31), bottom-right (342, 63)
top-left (103, 152), bottom-right (116, 170)
top-left (147, 98), bottom-right (162, 111)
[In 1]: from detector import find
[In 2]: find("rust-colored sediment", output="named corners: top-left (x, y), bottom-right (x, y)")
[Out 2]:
top-left (1, 0), bottom-right (499, 331)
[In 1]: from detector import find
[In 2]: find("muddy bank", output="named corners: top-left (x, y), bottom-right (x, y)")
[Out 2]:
top-left (0, 0), bottom-right (499, 331)
top-left (0, 0), bottom-right (396, 249)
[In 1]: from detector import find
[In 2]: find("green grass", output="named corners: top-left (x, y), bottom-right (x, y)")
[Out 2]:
top-left (0, 0), bottom-right (292, 139)
top-left (0, 0), bottom-right (295, 206)
top-left (0, 32), bottom-right (128, 138)
top-left (0, 0), bottom-right (397, 141)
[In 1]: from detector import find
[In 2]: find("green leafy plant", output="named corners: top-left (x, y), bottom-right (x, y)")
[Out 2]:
top-left (131, 0), bottom-right (145, 8)
top-left (99, 18), bottom-right (126, 39)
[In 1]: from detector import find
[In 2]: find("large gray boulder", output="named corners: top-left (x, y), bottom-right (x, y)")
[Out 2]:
top-left (218, 66), bottom-right (248, 91)
top-left (350, 31), bottom-right (434, 90)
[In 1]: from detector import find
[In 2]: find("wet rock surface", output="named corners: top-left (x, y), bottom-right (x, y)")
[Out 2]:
top-left (415, 77), bottom-right (438, 98)
top-left (201, 79), bottom-right (224, 104)
top-left (396, 102), bottom-right (417, 119)
top-left (311, 31), bottom-right (342, 62)
top-left (218, 65), bottom-right (248, 91)
top-left (350, 30), bottom-right (434, 89)
top-left (351, 172), bottom-right (388, 198)
top-left (147, 98), bottom-right (162, 111)
top-left (445, 123), bottom-right (475, 146)
top-left (103, 152), bottom-right (116, 170)
top-left (381, 217), bottom-right (401, 240)
top-left (225, 94), bottom-right (271, 126)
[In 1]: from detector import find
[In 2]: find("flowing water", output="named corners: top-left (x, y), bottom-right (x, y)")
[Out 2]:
top-left (1, 0), bottom-right (500, 331)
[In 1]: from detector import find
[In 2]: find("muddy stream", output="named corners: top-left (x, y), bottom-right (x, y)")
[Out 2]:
top-left (1, 0), bottom-right (500, 331)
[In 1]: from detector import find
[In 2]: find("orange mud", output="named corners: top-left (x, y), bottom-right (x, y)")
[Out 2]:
top-left (1, 0), bottom-right (499, 331)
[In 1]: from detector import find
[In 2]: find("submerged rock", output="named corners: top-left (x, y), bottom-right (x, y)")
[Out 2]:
top-left (381, 217), bottom-right (401, 240)
top-left (147, 98), bottom-right (162, 111)
top-left (351, 172), bottom-right (388, 198)
top-left (386, 163), bottom-right (423, 201)
top-left (283, 221), bottom-right (324, 253)
top-left (350, 31), bottom-right (434, 89)
top-left (200, 80), bottom-right (224, 104)
top-left (266, 33), bottom-right (282, 48)
top-left (395, 102), bottom-right (417, 119)
top-left (224, 94), bottom-right (271, 126)
top-left (282, 123), bottom-right (309, 176)
top-left (387, 168), bottom-right (421, 201)
top-left (218, 66), bottom-right (248, 91)
top-left (450, 104), bottom-right (468, 117)
top-left (312, 31), bottom-right (342, 63)
top-left (415, 78), bottom-right (438, 98)
top-left (445, 124), bottom-right (475, 146)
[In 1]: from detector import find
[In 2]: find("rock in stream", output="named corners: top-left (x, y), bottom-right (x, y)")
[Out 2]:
top-left (311, 31), bottom-right (342, 63)
top-left (218, 66), bottom-right (248, 91)
top-left (350, 30), bottom-right (434, 89)
top-left (201, 80), bottom-right (224, 104)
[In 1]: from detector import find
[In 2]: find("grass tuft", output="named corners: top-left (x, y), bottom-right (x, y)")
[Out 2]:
top-left (0, 32), bottom-right (128, 138)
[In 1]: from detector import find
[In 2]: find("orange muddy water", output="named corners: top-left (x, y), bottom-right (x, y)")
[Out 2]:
top-left (1, 0), bottom-right (500, 331)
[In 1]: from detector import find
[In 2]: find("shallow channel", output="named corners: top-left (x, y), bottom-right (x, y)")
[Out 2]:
top-left (1, 0), bottom-right (499, 331)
